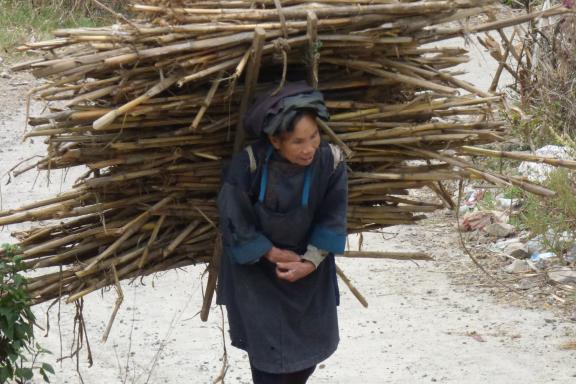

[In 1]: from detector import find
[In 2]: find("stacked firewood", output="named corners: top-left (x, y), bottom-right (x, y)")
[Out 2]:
top-left (2, 0), bottom-right (572, 305)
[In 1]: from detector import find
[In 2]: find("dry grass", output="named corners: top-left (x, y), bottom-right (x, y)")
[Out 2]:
top-left (502, 13), bottom-right (576, 260)
top-left (516, 15), bottom-right (576, 150)
top-left (0, 0), bottom-right (125, 59)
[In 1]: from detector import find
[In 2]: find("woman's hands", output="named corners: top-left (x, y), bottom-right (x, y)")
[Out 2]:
top-left (264, 246), bottom-right (300, 263)
top-left (264, 247), bottom-right (316, 282)
top-left (276, 260), bottom-right (315, 282)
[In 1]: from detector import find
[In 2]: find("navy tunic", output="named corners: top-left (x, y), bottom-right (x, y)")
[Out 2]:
top-left (216, 139), bottom-right (348, 373)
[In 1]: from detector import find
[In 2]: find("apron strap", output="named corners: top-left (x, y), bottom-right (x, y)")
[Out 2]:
top-left (258, 146), bottom-right (275, 203)
top-left (301, 166), bottom-right (313, 207)
top-left (258, 146), bottom-right (313, 207)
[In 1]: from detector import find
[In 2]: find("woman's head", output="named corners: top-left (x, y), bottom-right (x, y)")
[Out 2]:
top-left (268, 111), bottom-right (320, 167)
top-left (244, 82), bottom-right (330, 154)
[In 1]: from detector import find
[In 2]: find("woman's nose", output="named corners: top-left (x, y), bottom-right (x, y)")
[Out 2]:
top-left (303, 144), bottom-right (315, 155)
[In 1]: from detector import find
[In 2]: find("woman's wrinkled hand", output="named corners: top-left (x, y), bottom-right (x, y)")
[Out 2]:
top-left (264, 246), bottom-right (300, 263)
top-left (275, 260), bottom-right (315, 282)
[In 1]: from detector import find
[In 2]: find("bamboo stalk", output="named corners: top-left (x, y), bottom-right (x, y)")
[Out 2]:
top-left (78, 193), bottom-right (179, 275)
top-left (307, 11), bottom-right (319, 89)
top-left (200, 234), bottom-right (222, 322)
top-left (316, 118), bottom-right (354, 158)
top-left (336, 264), bottom-right (368, 308)
top-left (458, 146), bottom-right (576, 169)
top-left (233, 27), bottom-right (267, 152)
top-left (1, 0), bottom-right (566, 306)
top-left (93, 74), bottom-right (182, 130)
top-left (342, 251), bottom-right (433, 261)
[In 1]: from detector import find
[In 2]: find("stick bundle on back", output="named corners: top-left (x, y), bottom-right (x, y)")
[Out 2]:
top-left (2, 0), bottom-right (571, 305)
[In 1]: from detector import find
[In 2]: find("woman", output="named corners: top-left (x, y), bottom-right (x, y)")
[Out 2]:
top-left (217, 82), bottom-right (348, 384)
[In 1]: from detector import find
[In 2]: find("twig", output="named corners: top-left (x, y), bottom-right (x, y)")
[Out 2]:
top-left (102, 264), bottom-right (124, 342)
top-left (336, 264), bottom-right (368, 308)
top-left (233, 27), bottom-right (266, 152)
top-left (212, 306), bottom-right (229, 384)
top-left (201, 234), bottom-right (222, 322)
top-left (90, 0), bottom-right (141, 31)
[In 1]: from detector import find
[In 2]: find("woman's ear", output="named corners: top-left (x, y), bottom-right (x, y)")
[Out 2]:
top-left (268, 134), bottom-right (281, 150)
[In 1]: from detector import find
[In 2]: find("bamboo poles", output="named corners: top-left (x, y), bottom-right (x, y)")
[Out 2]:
top-left (1, 0), bottom-right (571, 305)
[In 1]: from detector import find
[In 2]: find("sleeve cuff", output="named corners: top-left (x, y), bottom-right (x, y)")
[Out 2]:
top-left (309, 225), bottom-right (346, 255)
top-left (229, 233), bottom-right (273, 265)
top-left (301, 244), bottom-right (328, 269)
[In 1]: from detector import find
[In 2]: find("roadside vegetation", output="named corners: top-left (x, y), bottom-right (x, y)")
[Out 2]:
top-left (0, 244), bottom-right (53, 384)
top-left (500, 0), bottom-right (544, 9)
top-left (0, 0), bottom-right (124, 60)
top-left (509, 12), bottom-right (576, 252)
top-left (0, 3), bottom-right (124, 381)
top-left (476, 4), bottom-right (576, 266)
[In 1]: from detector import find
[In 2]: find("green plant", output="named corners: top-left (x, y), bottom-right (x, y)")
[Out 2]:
top-left (499, 0), bottom-right (544, 9)
top-left (521, 169), bottom-right (576, 256)
top-left (0, 0), bottom-right (124, 59)
top-left (501, 186), bottom-right (523, 199)
top-left (478, 190), bottom-right (497, 211)
top-left (0, 244), bottom-right (54, 384)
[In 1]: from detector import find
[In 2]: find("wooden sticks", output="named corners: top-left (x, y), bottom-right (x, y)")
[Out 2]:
top-left (0, 1), bottom-right (571, 305)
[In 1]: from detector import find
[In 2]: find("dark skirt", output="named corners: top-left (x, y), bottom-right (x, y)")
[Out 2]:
top-left (217, 251), bottom-right (339, 374)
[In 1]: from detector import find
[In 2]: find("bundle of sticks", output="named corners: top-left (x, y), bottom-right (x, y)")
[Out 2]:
top-left (2, 0), bottom-right (573, 306)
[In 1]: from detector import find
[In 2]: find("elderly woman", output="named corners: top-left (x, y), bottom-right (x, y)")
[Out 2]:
top-left (217, 82), bottom-right (348, 384)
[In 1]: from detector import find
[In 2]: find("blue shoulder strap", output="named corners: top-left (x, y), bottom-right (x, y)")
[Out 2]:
top-left (301, 166), bottom-right (313, 207)
top-left (258, 146), bottom-right (274, 203)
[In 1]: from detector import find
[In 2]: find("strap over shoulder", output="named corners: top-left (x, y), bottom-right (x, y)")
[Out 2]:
top-left (328, 143), bottom-right (344, 171)
top-left (244, 145), bottom-right (257, 173)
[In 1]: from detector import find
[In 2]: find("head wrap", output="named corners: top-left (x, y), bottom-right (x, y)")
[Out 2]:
top-left (244, 81), bottom-right (330, 137)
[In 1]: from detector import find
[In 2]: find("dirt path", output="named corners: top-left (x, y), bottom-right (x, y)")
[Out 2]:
top-left (1, 35), bottom-right (575, 384)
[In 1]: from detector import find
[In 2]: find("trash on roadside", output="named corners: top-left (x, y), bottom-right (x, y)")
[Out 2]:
top-left (530, 252), bottom-right (557, 262)
top-left (460, 210), bottom-right (508, 232)
top-left (496, 196), bottom-right (523, 210)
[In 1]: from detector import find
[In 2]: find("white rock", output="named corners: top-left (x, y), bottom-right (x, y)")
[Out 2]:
top-left (548, 267), bottom-right (576, 285)
top-left (484, 223), bottom-right (515, 238)
top-left (504, 242), bottom-right (530, 259)
top-left (517, 277), bottom-right (538, 290)
top-left (518, 145), bottom-right (573, 182)
top-left (565, 244), bottom-right (576, 263)
top-left (504, 259), bottom-right (532, 274)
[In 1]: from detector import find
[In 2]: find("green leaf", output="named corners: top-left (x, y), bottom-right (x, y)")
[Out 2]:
top-left (15, 367), bottom-right (33, 380)
top-left (0, 307), bottom-right (11, 318)
top-left (3, 322), bottom-right (14, 339)
top-left (40, 369), bottom-right (50, 383)
top-left (41, 363), bottom-right (55, 375)
top-left (0, 365), bottom-right (13, 383)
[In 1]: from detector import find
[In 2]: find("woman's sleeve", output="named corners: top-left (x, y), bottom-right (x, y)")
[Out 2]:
top-left (217, 152), bottom-right (273, 265)
top-left (308, 160), bottom-right (348, 255)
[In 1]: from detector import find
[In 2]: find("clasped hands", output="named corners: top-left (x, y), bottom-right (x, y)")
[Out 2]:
top-left (264, 246), bottom-right (315, 282)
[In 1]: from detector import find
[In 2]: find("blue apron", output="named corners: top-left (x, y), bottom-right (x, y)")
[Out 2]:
top-left (222, 146), bottom-right (339, 374)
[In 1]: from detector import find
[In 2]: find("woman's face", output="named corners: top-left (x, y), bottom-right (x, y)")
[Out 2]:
top-left (269, 114), bottom-right (321, 167)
